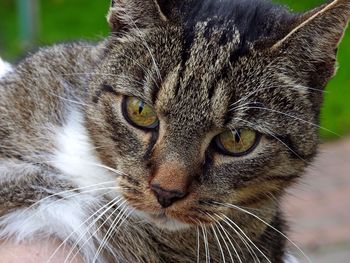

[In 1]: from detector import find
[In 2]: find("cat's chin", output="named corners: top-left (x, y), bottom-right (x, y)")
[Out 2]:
top-left (132, 210), bottom-right (191, 232)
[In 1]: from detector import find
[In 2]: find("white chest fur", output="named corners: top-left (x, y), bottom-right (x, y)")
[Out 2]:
top-left (52, 109), bottom-right (118, 189)
top-left (284, 254), bottom-right (300, 263)
top-left (0, 57), bottom-right (12, 79)
top-left (0, 109), bottom-right (120, 262)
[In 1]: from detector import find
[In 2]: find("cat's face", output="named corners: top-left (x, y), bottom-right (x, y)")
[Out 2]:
top-left (86, 0), bottom-right (349, 230)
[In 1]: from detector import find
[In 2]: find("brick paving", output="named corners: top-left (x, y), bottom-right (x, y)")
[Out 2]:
top-left (282, 137), bottom-right (350, 262)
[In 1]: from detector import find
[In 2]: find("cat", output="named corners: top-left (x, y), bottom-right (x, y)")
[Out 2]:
top-left (0, 0), bottom-right (349, 262)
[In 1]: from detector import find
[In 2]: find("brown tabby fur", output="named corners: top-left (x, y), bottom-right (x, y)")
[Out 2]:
top-left (0, 0), bottom-right (349, 262)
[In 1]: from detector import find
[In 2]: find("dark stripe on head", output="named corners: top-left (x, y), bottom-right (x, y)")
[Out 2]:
top-left (173, 24), bottom-right (196, 97)
top-left (208, 65), bottom-right (230, 101)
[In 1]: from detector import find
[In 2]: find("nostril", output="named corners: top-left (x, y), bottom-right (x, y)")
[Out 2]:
top-left (150, 184), bottom-right (186, 208)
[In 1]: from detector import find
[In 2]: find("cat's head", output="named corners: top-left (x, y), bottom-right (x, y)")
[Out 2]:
top-left (86, 0), bottom-right (350, 230)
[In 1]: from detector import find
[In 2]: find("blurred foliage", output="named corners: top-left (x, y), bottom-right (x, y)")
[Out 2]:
top-left (0, 0), bottom-right (109, 59)
top-left (0, 0), bottom-right (349, 140)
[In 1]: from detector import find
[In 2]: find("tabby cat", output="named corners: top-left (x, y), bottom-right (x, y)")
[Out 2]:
top-left (0, 0), bottom-right (349, 262)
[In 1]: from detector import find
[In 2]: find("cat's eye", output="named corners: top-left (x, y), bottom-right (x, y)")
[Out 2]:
top-left (123, 97), bottom-right (159, 130)
top-left (215, 129), bottom-right (260, 156)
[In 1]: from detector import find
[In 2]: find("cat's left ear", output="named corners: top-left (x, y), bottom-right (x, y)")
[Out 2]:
top-left (271, 0), bottom-right (350, 88)
top-left (107, 0), bottom-right (168, 32)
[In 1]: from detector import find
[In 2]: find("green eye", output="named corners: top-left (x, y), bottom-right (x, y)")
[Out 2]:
top-left (215, 129), bottom-right (260, 156)
top-left (123, 97), bottom-right (159, 130)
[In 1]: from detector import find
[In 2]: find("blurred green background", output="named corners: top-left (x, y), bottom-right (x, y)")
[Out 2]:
top-left (0, 0), bottom-right (349, 140)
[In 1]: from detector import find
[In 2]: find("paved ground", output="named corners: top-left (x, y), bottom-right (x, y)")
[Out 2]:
top-left (282, 137), bottom-right (350, 262)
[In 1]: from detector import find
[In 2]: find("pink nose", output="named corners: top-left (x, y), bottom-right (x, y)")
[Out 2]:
top-left (149, 163), bottom-right (191, 208)
top-left (150, 184), bottom-right (187, 208)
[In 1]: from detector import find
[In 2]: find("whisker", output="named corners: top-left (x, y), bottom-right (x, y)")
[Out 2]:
top-left (214, 213), bottom-right (261, 263)
top-left (119, 9), bottom-right (162, 83)
top-left (44, 160), bottom-right (127, 178)
top-left (48, 92), bottom-right (91, 108)
top-left (235, 117), bottom-right (307, 163)
top-left (206, 212), bottom-right (237, 263)
top-left (216, 220), bottom-right (243, 263)
top-left (200, 223), bottom-right (209, 263)
top-left (196, 226), bottom-right (201, 263)
top-left (46, 194), bottom-right (121, 263)
top-left (59, 72), bottom-right (124, 77)
top-left (230, 79), bottom-right (326, 113)
top-left (210, 224), bottom-right (226, 263)
top-left (25, 180), bottom-right (116, 210)
top-left (214, 224), bottom-right (234, 263)
top-left (64, 199), bottom-right (125, 263)
top-left (97, 207), bottom-right (134, 261)
top-left (114, 54), bottom-right (160, 89)
top-left (92, 203), bottom-right (130, 262)
top-left (13, 186), bottom-right (120, 239)
top-left (14, 158), bottom-right (125, 224)
top-left (221, 213), bottom-right (271, 262)
top-left (214, 202), bottom-right (312, 263)
top-left (203, 212), bottom-right (226, 263)
top-left (246, 106), bottom-right (340, 137)
top-left (207, 212), bottom-right (247, 263)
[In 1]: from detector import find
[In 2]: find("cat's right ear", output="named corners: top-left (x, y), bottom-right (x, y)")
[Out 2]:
top-left (271, 0), bottom-right (350, 90)
top-left (107, 0), bottom-right (168, 32)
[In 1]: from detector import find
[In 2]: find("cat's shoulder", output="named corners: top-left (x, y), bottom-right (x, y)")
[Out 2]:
top-left (15, 41), bottom-right (103, 75)
top-left (1, 41), bottom-right (105, 85)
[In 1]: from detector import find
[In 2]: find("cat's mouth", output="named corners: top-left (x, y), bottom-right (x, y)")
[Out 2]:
top-left (149, 211), bottom-right (167, 221)
top-left (132, 208), bottom-right (191, 231)
top-left (121, 185), bottom-right (212, 231)
top-left (148, 211), bottom-right (191, 231)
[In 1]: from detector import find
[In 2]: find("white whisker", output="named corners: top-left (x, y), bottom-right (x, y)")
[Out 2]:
top-left (196, 226), bottom-right (201, 263)
top-left (214, 224), bottom-right (234, 263)
top-left (235, 117), bottom-right (307, 163)
top-left (64, 199), bottom-right (125, 263)
top-left (221, 213), bottom-right (271, 262)
top-left (46, 194), bottom-right (121, 263)
top-left (247, 106), bottom-right (340, 137)
top-left (214, 213), bottom-right (261, 263)
top-left (15, 185), bottom-right (120, 238)
top-left (200, 223), bottom-right (210, 263)
top-left (92, 203), bottom-right (130, 262)
top-left (210, 224), bottom-right (226, 263)
top-left (216, 220), bottom-right (242, 263)
top-left (207, 212), bottom-right (238, 263)
top-left (214, 202), bottom-right (312, 263)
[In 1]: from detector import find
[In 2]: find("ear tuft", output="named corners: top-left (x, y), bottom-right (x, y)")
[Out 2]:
top-left (107, 0), bottom-right (168, 32)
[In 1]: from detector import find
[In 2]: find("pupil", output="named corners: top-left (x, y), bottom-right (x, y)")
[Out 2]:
top-left (234, 131), bottom-right (241, 143)
top-left (138, 101), bottom-right (145, 114)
